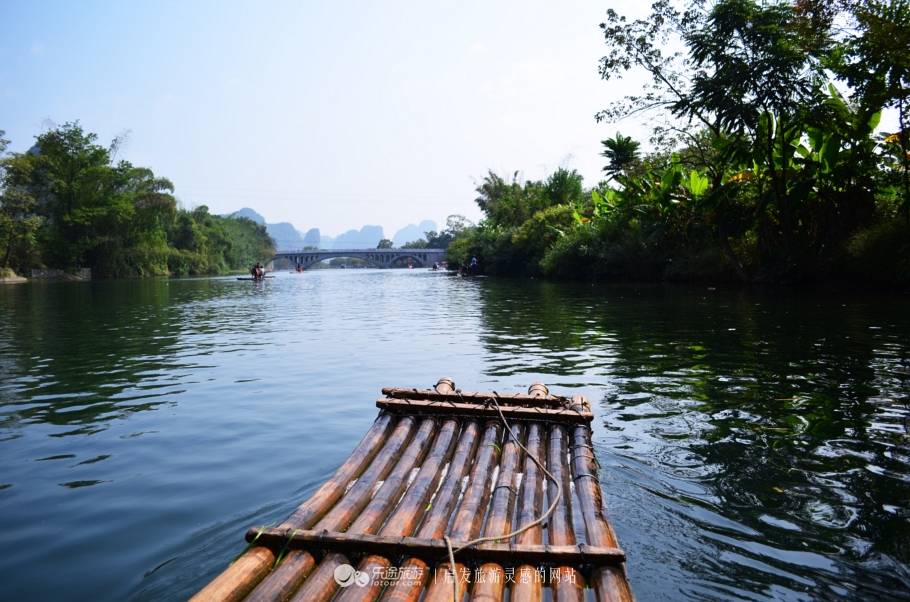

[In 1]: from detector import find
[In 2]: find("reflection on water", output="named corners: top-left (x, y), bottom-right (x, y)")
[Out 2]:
top-left (477, 282), bottom-right (910, 600)
top-left (0, 273), bottom-right (907, 601)
top-left (0, 280), bottom-right (186, 436)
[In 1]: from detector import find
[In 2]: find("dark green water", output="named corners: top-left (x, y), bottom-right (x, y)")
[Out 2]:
top-left (0, 271), bottom-right (907, 601)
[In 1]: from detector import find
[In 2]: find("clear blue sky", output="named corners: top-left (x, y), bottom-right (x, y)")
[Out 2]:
top-left (1, 1), bottom-right (651, 236)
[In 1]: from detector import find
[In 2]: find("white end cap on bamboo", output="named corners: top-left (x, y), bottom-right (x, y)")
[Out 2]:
top-left (528, 382), bottom-right (549, 398)
top-left (435, 377), bottom-right (456, 394)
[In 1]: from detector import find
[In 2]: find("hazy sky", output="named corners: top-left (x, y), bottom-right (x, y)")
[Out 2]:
top-left (1, 1), bottom-right (654, 236)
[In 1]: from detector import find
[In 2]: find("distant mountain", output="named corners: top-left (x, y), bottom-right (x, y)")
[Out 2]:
top-left (332, 225), bottom-right (384, 249)
top-left (228, 207), bottom-right (304, 251)
top-left (230, 207), bottom-right (266, 225)
top-left (303, 228), bottom-right (321, 248)
top-left (393, 220), bottom-right (437, 247)
top-left (268, 222), bottom-right (306, 251)
top-left (227, 208), bottom-right (432, 251)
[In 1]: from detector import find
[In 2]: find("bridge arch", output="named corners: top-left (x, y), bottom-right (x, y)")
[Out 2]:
top-left (273, 248), bottom-right (446, 270)
top-left (304, 255), bottom-right (383, 269)
top-left (388, 253), bottom-right (431, 268)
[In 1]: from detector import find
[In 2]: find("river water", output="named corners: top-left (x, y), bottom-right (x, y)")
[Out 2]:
top-left (0, 270), bottom-right (907, 601)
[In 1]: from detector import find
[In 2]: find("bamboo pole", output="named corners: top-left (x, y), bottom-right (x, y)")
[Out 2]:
top-left (335, 418), bottom-right (460, 602)
top-left (244, 529), bottom-right (625, 566)
top-left (568, 396), bottom-right (634, 602)
top-left (415, 421), bottom-right (504, 602)
top-left (244, 416), bottom-right (418, 602)
top-left (548, 424), bottom-right (586, 602)
top-left (379, 420), bottom-right (483, 602)
top-left (380, 387), bottom-right (570, 407)
top-left (510, 422), bottom-right (545, 601)
top-left (469, 421), bottom-right (526, 602)
top-left (508, 382), bottom-right (549, 602)
top-left (190, 413), bottom-right (396, 602)
top-left (288, 418), bottom-right (438, 601)
top-left (376, 398), bottom-right (593, 424)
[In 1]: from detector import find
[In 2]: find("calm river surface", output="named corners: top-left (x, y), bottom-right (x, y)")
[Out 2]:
top-left (0, 270), bottom-right (908, 601)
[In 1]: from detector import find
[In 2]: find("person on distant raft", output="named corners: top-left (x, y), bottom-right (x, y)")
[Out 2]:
top-left (250, 264), bottom-right (259, 279)
top-left (255, 263), bottom-right (264, 280)
top-left (469, 256), bottom-right (478, 274)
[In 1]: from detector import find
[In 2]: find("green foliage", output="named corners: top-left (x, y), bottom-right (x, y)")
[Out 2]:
top-left (510, 205), bottom-right (576, 275)
top-left (846, 218), bottom-right (910, 283)
top-left (377, 238), bottom-right (393, 249)
top-left (402, 230), bottom-right (446, 249)
top-left (446, 169), bottom-right (583, 275)
top-left (402, 215), bottom-right (473, 250)
top-left (429, 0), bottom-right (894, 285)
top-left (0, 123), bottom-right (274, 277)
top-left (681, 0), bottom-right (824, 135)
top-left (600, 133), bottom-right (641, 180)
top-left (166, 206), bottom-right (273, 276)
top-left (0, 187), bottom-right (42, 271)
top-left (836, 0), bottom-right (910, 218)
top-left (836, 1), bottom-right (910, 114)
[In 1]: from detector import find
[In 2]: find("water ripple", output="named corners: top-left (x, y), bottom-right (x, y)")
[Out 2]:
top-left (0, 275), bottom-right (907, 600)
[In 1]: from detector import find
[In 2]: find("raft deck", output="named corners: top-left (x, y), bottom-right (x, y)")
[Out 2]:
top-left (193, 379), bottom-right (633, 601)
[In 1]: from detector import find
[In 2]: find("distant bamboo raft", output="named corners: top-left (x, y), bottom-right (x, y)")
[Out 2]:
top-left (193, 379), bottom-right (634, 601)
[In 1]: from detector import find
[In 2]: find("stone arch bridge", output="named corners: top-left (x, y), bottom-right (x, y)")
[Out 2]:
top-left (274, 248), bottom-right (446, 270)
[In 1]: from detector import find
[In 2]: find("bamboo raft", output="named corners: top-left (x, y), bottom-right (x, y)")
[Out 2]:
top-left (193, 379), bottom-right (633, 601)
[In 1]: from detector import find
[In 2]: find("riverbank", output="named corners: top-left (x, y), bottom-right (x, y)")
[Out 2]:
top-left (0, 268), bottom-right (94, 284)
top-left (442, 168), bottom-right (909, 288)
top-left (0, 268), bottom-right (26, 284)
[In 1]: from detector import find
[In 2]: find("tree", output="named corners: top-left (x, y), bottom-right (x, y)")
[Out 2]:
top-left (404, 215), bottom-right (475, 252)
top-left (448, 0), bottom-right (907, 284)
top-left (0, 132), bottom-right (42, 271)
top-left (377, 238), bottom-right (393, 249)
top-left (600, 133), bottom-right (641, 181)
top-left (597, 1), bottom-right (872, 275)
top-left (681, 1), bottom-right (825, 135)
top-left (0, 188), bottom-right (42, 271)
top-left (424, 230), bottom-right (450, 249)
top-left (167, 206), bottom-right (273, 275)
top-left (544, 168), bottom-right (585, 206)
top-left (474, 171), bottom-right (527, 227)
top-left (444, 214), bottom-right (473, 237)
top-left (679, 0), bottom-right (835, 256)
top-left (4, 123), bottom-right (124, 271)
top-left (1, 123), bottom-right (274, 277)
top-left (835, 0), bottom-right (910, 220)
top-left (597, 0), bottom-right (713, 145)
top-left (401, 238), bottom-right (428, 249)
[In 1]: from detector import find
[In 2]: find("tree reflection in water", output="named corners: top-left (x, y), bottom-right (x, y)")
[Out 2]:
top-left (476, 280), bottom-right (909, 599)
